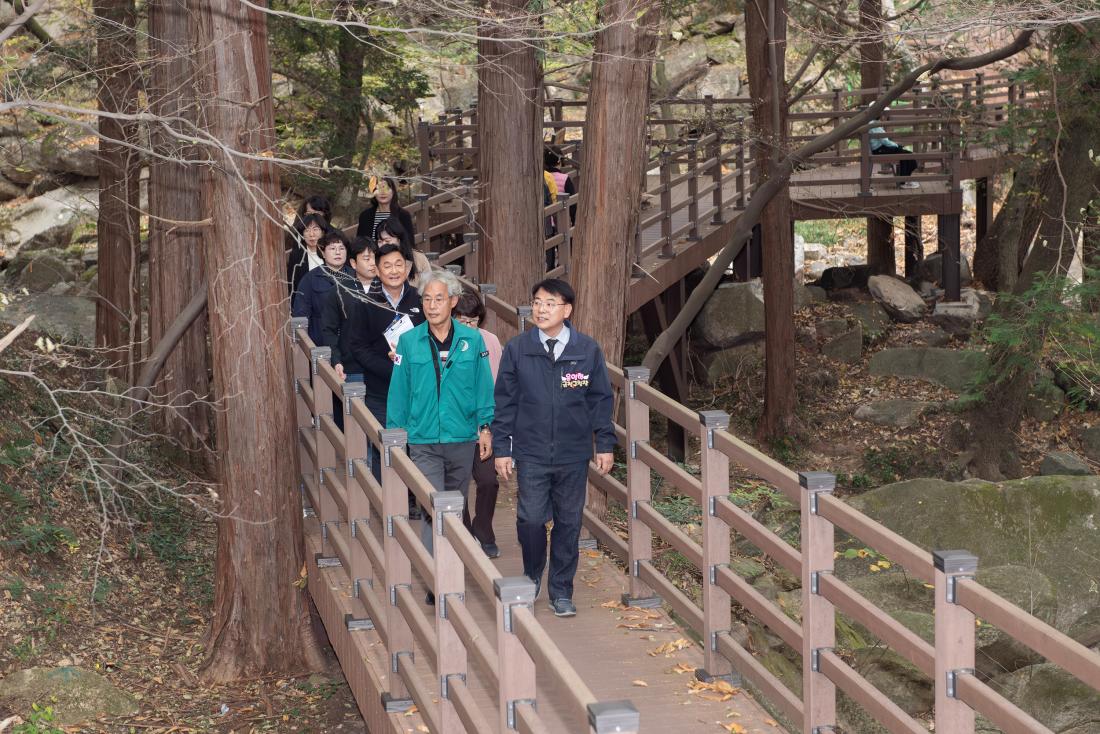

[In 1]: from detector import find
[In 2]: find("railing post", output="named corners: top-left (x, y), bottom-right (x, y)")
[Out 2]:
top-left (494, 577), bottom-right (537, 733)
top-left (622, 367), bottom-right (660, 607)
top-left (832, 87), bottom-right (844, 162)
top-left (343, 383), bottom-right (375, 629)
top-left (417, 120), bottom-right (435, 197)
top-left (556, 197), bottom-right (573, 277)
top-left (587, 700), bottom-right (640, 734)
top-left (433, 490), bottom-right (468, 732)
top-left (710, 129), bottom-right (724, 224)
top-left (858, 128), bottom-right (872, 197)
top-left (697, 410), bottom-right (736, 683)
top-left (415, 192), bottom-right (430, 252)
top-left (736, 123), bottom-right (747, 209)
top-left (379, 427), bottom-right (415, 712)
top-left (311, 346), bottom-right (339, 561)
top-left (516, 304), bottom-right (532, 333)
top-left (934, 550), bottom-right (978, 734)
top-left (686, 139), bottom-right (700, 241)
top-left (659, 150), bottom-right (673, 258)
top-left (975, 72), bottom-right (985, 121)
top-left (291, 317), bottom-right (312, 512)
top-left (463, 232), bottom-right (479, 281)
top-left (800, 471), bottom-right (837, 734)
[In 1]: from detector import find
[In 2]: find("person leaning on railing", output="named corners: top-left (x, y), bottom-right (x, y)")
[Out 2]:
top-left (385, 269), bottom-right (495, 606)
top-left (491, 278), bottom-right (616, 619)
top-left (868, 117), bottom-right (920, 189)
top-left (454, 290), bottom-right (504, 559)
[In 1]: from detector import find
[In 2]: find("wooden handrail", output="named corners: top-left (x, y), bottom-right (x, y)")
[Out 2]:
top-left (955, 674), bottom-right (1052, 733)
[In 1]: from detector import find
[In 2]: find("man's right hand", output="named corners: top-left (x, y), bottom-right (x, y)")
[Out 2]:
top-left (494, 457), bottom-right (513, 481)
top-left (335, 363), bottom-right (346, 381)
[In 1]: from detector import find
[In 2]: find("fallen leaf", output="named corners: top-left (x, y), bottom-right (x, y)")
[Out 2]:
top-left (722, 723), bottom-right (747, 733)
top-left (632, 679), bottom-right (649, 687)
top-left (669, 663), bottom-right (695, 674)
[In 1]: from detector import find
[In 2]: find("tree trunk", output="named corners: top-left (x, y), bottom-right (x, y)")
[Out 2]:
top-left (191, 0), bottom-right (324, 681)
top-left (745, 0), bottom-right (798, 440)
top-left (148, 0), bottom-right (211, 462)
top-left (972, 163), bottom-right (1043, 291)
top-left (329, 0), bottom-right (365, 216)
top-left (476, 0), bottom-right (544, 340)
top-left (860, 0), bottom-right (895, 275)
top-left (94, 0), bottom-right (140, 384)
top-left (571, 0), bottom-right (659, 362)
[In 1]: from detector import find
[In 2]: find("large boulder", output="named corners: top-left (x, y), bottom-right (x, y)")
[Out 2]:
top-left (822, 324), bottom-right (862, 363)
top-left (853, 399), bottom-right (932, 428)
top-left (849, 476), bottom-right (1100, 628)
top-left (915, 251), bottom-right (973, 287)
top-left (868, 275), bottom-right (927, 323)
top-left (987, 664), bottom-right (1100, 734)
top-left (1039, 451), bottom-right (1092, 476)
top-left (817, 264), bottom-right (871, 291)
top-left (1081, 426), bottom-right (1100, 463)
top-left (2, 185), bottom-right (98, 264)
top-left (0, 666), bottom-right (139, 725)
top-left (850, 302), bottom-right (891, 342)
top-left (693, 280), bottom-right (765, 348)
top-left (700, 342), bottom-right (763, 384)
top-left (868, 347), bottom-right (988, 392)
top-left (0, 293), bottom-right (95, 343)
top-left (1026, 377), bottom-right (1066, 422)
top-left (7, 250), bottom-right (76, 292)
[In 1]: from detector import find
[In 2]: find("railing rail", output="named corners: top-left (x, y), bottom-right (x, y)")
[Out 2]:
top-left (289, 316), bottom-right (640, 734)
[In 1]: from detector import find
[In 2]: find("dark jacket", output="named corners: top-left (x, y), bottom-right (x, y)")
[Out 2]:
top-left (491, 324), bottom-right (615, 465)
top-left (292, 264), bottom-right (353, 345)
top-left (320, 272), bottom-right (380, 377)
top-left (343, 281), bottom-right (425, 405)
top-left (285, 230), bottom-right (314, 296)
top-left (356, 205), bottom-right (415, 242)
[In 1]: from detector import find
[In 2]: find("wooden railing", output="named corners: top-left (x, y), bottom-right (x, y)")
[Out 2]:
top-left (402, 73), bottom-right (1032, 289)
top-left (290, 316), bottom-right (639, 734)
top-left (461, 283), bottom-right (1100, 734)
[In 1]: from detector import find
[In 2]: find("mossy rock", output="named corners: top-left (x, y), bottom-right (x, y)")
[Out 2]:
top-left (0, 666), bottom-right (139, 725)
top-left (987, 663), bottom-right (1100, 734)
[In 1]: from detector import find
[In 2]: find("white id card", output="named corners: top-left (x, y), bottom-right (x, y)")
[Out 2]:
top-left (384, 314), bottom-right (415, 351)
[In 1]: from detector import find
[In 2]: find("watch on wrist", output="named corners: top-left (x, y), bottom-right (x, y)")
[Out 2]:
top-left (479, 424), bottom-right (491, 433)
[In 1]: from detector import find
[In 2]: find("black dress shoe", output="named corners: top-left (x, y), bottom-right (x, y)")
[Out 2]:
top-left (481, 542), bottom-right (500, 559)
top-left (425, 591), bottom-right (435, 605)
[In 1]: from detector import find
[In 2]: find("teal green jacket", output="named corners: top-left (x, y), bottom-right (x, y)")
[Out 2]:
top-left (386, 319), bottom-right (495, 444)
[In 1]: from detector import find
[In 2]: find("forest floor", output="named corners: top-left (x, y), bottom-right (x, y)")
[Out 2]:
top-left (1, 207), bottom-right (1097, 733)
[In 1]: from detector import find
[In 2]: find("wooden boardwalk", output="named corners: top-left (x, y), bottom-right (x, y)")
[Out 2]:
top-left (305, 480), bottom-right (780, 734)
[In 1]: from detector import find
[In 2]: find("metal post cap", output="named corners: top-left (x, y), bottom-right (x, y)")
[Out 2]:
top-left (516, 305), bottom-right (533, 318)
top-left (463, 232), bottom-right (479, 243)
top-left (493, 576), bottom-right (537, 604)
top-left (309, 346), bottom-right (332, 361)
top-left (587, 700), bottom-right (640, 733)
top-left (624, 366), bottom-right (651, 382)
top-left (933, 550), bottom-right (978, 574)
top-left (698, 410), bottom-right (730, 429)
top-left (342, 383), bottom-right (366, 399)
top-left (379, 428), bottom-right (407, 447)
top-left (478, 283), bottom-right (497, 295)
top-left (290, 316), bottom-right (309, 331)
top-left (431, 490), bottom-right (465, 513)
top-left (799, 471), bottom-right (836, 491)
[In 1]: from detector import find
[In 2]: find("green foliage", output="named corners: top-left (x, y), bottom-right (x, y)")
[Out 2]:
top-left (769, 435), bottom-right (800, 465)
top-left (728, 481), bottom-right (790, 511)
top-left (0, 442), bottom-right (76, 557)
top-left (653, 494), bottom-right (700, 524)
top-left (13, 704), bottom-right (65, 734)
top-left (136, 502), bottom-right (213, 605)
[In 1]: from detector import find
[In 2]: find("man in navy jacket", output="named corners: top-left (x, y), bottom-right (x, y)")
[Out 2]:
top-left (491, 278), bottom-right (615, 617)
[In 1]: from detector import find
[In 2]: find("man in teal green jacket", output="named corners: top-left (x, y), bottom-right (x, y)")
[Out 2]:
top-left (387, 270), bottom-right (494, 603)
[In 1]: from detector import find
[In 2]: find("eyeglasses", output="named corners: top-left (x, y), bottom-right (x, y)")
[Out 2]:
top-left (532, 299), bottom-right (565, 311)
top-left (456, 316), bottom-right (478, 326)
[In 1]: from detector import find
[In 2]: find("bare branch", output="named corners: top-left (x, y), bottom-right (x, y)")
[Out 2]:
top-left (0, 315), bottom-right (35, 355)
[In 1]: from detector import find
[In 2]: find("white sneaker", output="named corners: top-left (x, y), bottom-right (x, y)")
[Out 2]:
top-left (899, 181), bottom-right (921, 189)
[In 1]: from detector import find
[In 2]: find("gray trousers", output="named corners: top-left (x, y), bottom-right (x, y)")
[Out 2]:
top-left (409, 441), bottom-right (476, 555)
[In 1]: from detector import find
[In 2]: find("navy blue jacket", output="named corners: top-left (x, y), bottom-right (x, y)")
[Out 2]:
top-left (491, 324), bottom-right (616, 465)
top-left (343, 281), bottom-right (425, 407)
top-left (292, 264), bottom-right (353, 345)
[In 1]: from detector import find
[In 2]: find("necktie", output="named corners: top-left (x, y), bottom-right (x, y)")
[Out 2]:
top-left (546, 338), bottom-right (558, 361)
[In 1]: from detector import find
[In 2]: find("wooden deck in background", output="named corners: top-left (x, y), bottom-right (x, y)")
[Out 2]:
top-left (306, 479), bottom-right (782, 734)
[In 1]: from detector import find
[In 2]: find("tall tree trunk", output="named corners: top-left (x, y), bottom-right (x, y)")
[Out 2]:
top-left (972, 163), bottom-right (1043, 291)
top-left (571, 0), bottom-right (659, 362)
top-left (191, 0), bottom-right (324, 681)
top-left (476, 0), bottom-right (544, 340)
top-left (148, 0), bottom-right (211, 462)
top-left (329, 0), bottom-right (365, 216)
top-left (94, 0), bottom-right (140, 383)
top-left (860, 0), bottom-right (895, 275)
top-left (745, 0), bottom-right (798, 440)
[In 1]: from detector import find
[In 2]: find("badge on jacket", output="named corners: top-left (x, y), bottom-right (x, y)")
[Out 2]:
top-left (562, 371), bottom-right (589, 389)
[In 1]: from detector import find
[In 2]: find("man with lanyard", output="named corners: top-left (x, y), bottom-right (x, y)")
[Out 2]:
top-left (387, 270), bottom-right (494, 604)
top-left (491, 278), bottom-right (615, 617)
top-left (345, 240), bottom-right (424, 481)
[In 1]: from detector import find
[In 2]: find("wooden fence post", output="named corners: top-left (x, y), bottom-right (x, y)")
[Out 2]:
top-left (417, 120), bottom-right (434, 198)
top-left (516, 305), bottom-right (532, 332)
top-left (291, 317), bottom-right (312, 512)
top-left (342, 382), bottom-right (375, 630)
top-left (379, 427), bottom-right (416, 712)
top-left (687, 139), bottom-right (700, 240)
top-left (587, 700), bottom-right (641, 734)
top-left (415, 193), bottom-right (430, 252)
top-left (623, 367), bottom-right (660, 607)
top-left (659, 150), bottom-right (673, 258)
top-left (711, 129), bottom-right (724, 224)
top-left (698, 410), bottom-right (735, 683)
top-left (800, 471), bottom-right (837, 734)
top-left (463, 233), bottom-right (479, 282)
top-left (310, 346), bottom-right (339, 563)
top-left (832, 87), bottom-right (844, 162)
top-left (736, 123), bottom-right (747, 209)
top-left (494, 577), bottom-right (538, 733)
top-left (858, 128), bottom-right (873, 197)
top-left (433, 490), bottom-right (468, 732)
top-left (934, 550), bottom-right (978, 734)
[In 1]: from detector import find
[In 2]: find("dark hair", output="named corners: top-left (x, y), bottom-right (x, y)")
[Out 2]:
top-left (297, 195), bottom-right (332, 223)
top-left (348, 236), bottom-right (375, 261)
top-left (455, 291), bottom-right (486, 326)
top-left (296, 212), bottom-right (328, 235)
top-left (531, 278), bottom-right (575, 305)
top-left (378, 215), bottom-right (414, 251)
top-left (544, 146), bottom-right (563, 172)
top-left (318, 228), bottom-right (349, 251)
top-left (375, 241), bottom-right (417, 280)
